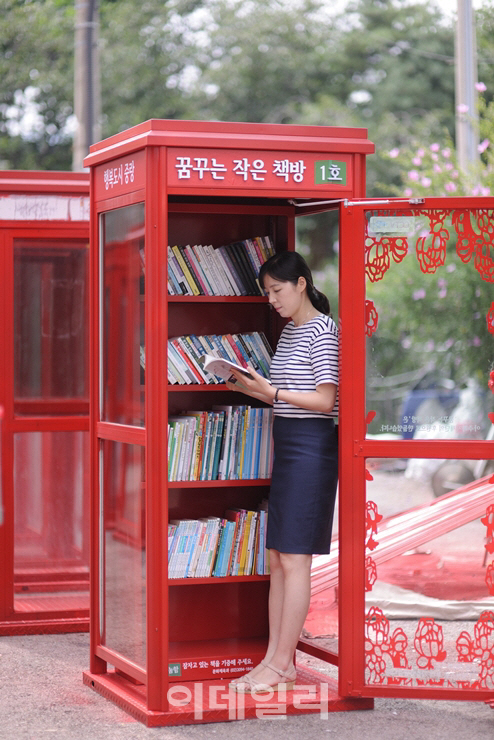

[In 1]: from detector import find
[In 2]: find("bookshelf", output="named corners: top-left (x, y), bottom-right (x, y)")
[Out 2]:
top-left (83, 119), bottom-right (373, 724)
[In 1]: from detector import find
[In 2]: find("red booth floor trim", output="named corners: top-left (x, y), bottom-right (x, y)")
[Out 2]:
top-left (83, 666), bottom-right (373, 727)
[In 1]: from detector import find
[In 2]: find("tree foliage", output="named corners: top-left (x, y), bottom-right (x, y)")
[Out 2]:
top-left (0, 0), bottom-right (75, 168)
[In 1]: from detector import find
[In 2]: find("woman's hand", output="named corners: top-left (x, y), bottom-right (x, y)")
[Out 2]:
top-left (226, 366), bottom-right (275, 402)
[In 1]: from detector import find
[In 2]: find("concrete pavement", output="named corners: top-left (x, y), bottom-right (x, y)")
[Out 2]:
top-left (1, 632), bottom-right (493, 739)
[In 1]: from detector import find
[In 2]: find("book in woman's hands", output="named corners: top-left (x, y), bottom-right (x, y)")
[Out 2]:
top-left (200, 354), bottom-right (253, 382)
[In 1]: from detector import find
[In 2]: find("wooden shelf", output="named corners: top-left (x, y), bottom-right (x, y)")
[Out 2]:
top-left (168, 295), bottom-right (268, 303)
top-left (169, 575), bottom-right (269, 586)
top-left (168, 479), bottom-right (270, 488)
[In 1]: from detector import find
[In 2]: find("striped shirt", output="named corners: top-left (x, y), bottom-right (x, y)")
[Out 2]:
top-left (270, 314), bottom-right (339, 419)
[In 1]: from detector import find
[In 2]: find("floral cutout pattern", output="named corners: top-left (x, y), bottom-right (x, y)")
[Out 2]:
top-left (365, 236), bottom-right (408, 282)
top-left (365, 606), bottom-right (409, 684)
top-left (415, 210), bottom-right (449, 273)
top-left (365, 299), bottom-right (379, 336)
top-left (414, 618), bottom-right (447, 670)
top-left (453, 209), bottom-right (494, 283)
top-left (456, 611), bottom-right (494, 689)
top-left (364, 208), bottom-right (494, 283)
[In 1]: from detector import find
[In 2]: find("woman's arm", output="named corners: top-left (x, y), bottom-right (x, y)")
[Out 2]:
top-left (227, 367), bottom-right (337, 414)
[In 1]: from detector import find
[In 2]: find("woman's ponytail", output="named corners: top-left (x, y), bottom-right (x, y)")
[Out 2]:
top-left (307, 282), bottom-right (330, 315)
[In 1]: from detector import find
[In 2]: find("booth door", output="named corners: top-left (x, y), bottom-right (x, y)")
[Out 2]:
top-left (1, 236), bottom-right (89, 624)
top-left (338, 197), bottom-right (494, 702)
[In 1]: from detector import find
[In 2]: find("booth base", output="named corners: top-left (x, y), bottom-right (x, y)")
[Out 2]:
top-left (0, 592), bottom-right (89, 635)
top-left (0, 616), bottom-right (89, 636)
top-left (83, 665), bottom-right (373, 727)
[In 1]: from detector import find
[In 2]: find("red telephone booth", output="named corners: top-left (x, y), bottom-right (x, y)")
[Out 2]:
top-left (82, 119), bottom-right (374, 724)
top-left (83, 121), bottom-right (494, 725)
top-left (0, 171), bottom-right (90, 635)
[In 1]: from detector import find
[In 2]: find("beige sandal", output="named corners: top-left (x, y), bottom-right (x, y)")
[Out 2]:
top-left (229, 659), bottom-right (268, 689)
top-left (230, 662), bottom-right (296, 694)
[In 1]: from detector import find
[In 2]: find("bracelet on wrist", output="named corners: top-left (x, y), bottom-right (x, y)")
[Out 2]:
top-left (274, 388), bottom-right (280, 402)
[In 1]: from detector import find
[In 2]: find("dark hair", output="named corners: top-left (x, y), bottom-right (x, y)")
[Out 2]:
top-left (258, 251), bottom-right (330, 315)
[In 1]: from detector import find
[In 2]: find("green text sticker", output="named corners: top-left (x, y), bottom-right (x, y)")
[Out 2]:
top-left (315, 160), bottom-right (347, 185)
top-left (168, 663), bottom-right (182, 677)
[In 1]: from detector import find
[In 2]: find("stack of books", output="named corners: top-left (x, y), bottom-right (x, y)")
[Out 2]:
top-left (167, 237), bottom-right (275, 296)
top-left (168, 502), bottom-right (269, 579)
top-left (168, 405), bottom-right (274, 482)
top-left (167, 331), bottom-right (272, 385)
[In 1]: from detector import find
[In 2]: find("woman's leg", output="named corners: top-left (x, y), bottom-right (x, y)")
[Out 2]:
top-left (230, 549), bottom-right (283, 684)
top-left (232, 551), bottom-right (312, 689)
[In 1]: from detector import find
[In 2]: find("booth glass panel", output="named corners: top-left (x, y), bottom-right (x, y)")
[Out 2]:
top-left (364, 209), bottom-right (493, 442)
top-left (101, 439), bottom-right (146, 668)
top-left (13, 241), bottom-right (88, 410)
top-left (101, 204), bottom-right (145, 427)
top-left (364, 457), bottom-right (493, 690)
top-left (13, 430), bottom-right (89, 607)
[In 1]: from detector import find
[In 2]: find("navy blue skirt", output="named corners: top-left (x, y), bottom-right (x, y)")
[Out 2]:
top-left (266, 416), bottom-right (338, 555)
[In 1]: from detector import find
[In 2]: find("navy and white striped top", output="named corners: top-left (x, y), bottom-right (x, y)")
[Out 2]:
top-left (270, 314), bottom-right (339, 419)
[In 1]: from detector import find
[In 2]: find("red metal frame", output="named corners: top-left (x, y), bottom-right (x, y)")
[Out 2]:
top-left (0, 171), bottom-right (90, 635)
top-left (338, 197), bottom-right (494, 703)
top-left (83, 120), bottom-right (374, 725)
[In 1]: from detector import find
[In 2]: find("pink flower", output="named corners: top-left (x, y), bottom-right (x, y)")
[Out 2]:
top-left (442, 148), bottom-right (451, 158)
top-left (475, 82), bottom-right (487, 92)
top-left (444, 182), bottom-right (457, 192)
top-left (408, 170), bottom-right (420, 181)
top-left (457, 103), bottom-right (469, 113)
top-left (389, 148), bottom-right (400, 158)
top-left (421, 176), bottom-right (432, 187)
top-left (472, 336), bottom-right (482, 346)
top-left (417, 148), bottom-right (425, 157)
top-left (404, 187), bottom-right (413, 197)
top-left (439, 288), bottom-right (447, 299)
top-left (472, 185), bottom-right (490, 197)
top-left (451, 170), bottom-right (459, 179)
top-left (431, 153), bottom-right (438, 161)
top-left (413, 289), bottom-right (426, 300)
top-left (478, 138), bottom-right (490, 153)
top-left (412, 156), bottom-right (422, 165)
top-left (433, 164), bottom-right (442, 173)
top-left (430, 143), bottom-right (440, 152)
top-left (445, 162), bottom-right (454, 171)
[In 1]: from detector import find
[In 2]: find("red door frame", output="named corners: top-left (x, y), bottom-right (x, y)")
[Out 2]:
top-left (339, 196), bottom-right (494, 702)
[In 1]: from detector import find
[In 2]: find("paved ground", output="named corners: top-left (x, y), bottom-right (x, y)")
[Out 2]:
top-left (1, 632), bottom-right (493, 740)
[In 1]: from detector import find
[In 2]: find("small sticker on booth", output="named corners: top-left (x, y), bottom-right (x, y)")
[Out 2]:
top-left (369, 216), bottom-right (416, 233)
top-left (315, 160), bottom-right (346, 185)
top-left (168, 662), bottom-right (182, 677)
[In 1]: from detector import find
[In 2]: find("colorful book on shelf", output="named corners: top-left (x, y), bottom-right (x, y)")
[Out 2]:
top-left (184, 245), bottom-right (209, 295)
top-left (168, 405), bottom-right (273, 482)
top-left (217, 245), bottom-right (247, 296)
top-left (167, 332), bottom-right (272, 386)
top-left (167, 502), bottom-right (270, 579)
top-left (170, 245), bottom-right (195, 295)
top-left (167, 236), bottom-right (274, 296)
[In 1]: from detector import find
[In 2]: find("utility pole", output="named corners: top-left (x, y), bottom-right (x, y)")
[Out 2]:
top-left (455, 0), bottom-right (479, 171)
top-left (73, 0), bottom-right (101, 171)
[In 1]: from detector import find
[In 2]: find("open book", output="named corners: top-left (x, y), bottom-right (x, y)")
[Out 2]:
top-left (200, 354), bottom-right (253, 382)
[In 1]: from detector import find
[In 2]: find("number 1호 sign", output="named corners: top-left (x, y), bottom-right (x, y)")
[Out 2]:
top-left (315, 160), bottom-right (347, 185)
